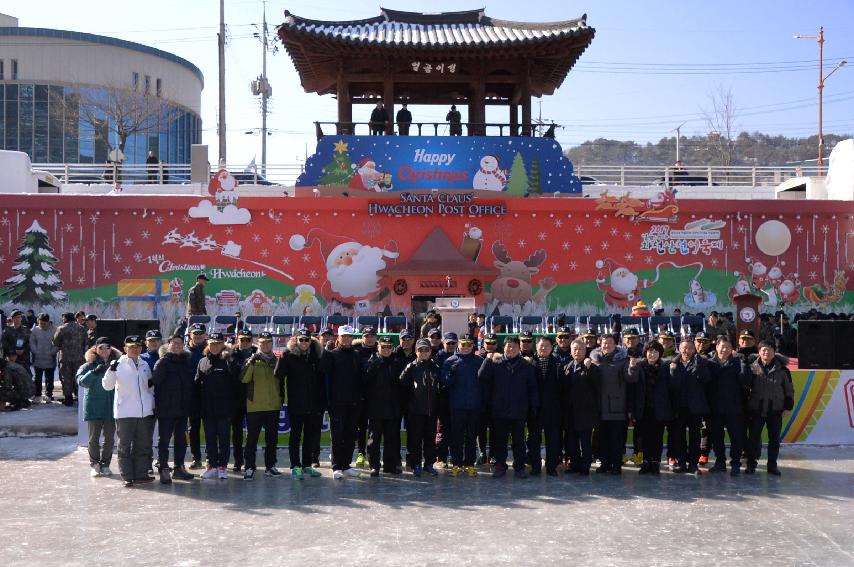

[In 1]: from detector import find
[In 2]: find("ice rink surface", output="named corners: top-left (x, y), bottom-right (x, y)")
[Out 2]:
top-left (1, 437), bottom-right (852, 566)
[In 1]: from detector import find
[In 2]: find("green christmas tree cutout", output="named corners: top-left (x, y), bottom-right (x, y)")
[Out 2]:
top-left (319, 139), bottom-right (355, 186)
top-left (529, 159), bottom-right (541, 194)
top-left (3, 220), bottom-right (67, 304)
top-left (505, 152), bottom-right (530, 196)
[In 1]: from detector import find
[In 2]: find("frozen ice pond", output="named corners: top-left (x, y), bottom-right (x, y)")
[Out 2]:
top-left (0, 437), bottom-right (852, 566)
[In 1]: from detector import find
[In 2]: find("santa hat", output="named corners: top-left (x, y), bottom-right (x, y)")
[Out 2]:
top-left (289, 228), bottom-right (399, 271)
top-left (355, 157), bottom-right (375, 169)
top-left (595, 258), bottom-right (621, 278)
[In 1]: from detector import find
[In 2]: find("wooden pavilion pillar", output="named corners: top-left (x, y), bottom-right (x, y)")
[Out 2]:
top-left (521, 61), bottom-right (532, 136)
top-left (383, 77), bottom-right (395, 135)
top-left (509, 104), bottom-right (518, 136)
top-left (469, 81), bottom-right (486, 135)
top-left (336, 66), bottom-right (352, 134)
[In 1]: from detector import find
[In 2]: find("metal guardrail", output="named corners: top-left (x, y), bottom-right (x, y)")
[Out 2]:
top-left (574, 165), bottom-right (821, 187)
top-left (32, 163), bottom-right (305, 187)
top-left (33, 162), bottom-right (818, 189)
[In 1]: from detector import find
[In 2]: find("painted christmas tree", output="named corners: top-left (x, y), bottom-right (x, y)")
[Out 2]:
top-left (3, 220), bottom-right (67, 304)
top-left (319, 139), bottom-right (355, 186)
top-left (505, 152), bottom-right (529, 196)
top-left (529, 158), bottom-right (541, 194)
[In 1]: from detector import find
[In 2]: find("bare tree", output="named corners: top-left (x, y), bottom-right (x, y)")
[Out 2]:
top-left (702, 85), bottom-right (739, 167)
top-left (53, 85), bottom-right (180, 180)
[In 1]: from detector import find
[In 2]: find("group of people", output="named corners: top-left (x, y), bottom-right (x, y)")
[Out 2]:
top-left (367, 102), bottom-right (463, 136)
top-left (0, 309), bottom-right (99, 410)
top-left (74, 309), bottom-right (794, 488)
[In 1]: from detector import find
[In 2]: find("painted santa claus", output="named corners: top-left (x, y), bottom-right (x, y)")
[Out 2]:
top-left (208, 168), bottom-right (239, 209)
top-left (767, 265), bottom-right (785, 288)
top-left (290, 229), bottom-right (399, 304)
top-left (779, 277), bottom-right (801, 304)
top-left (595, 259), bottom-right (653, 309)
top-left (745, 259), bottom-right (768, 289)
top-left (348, 157), bottom-right (384, 192)
top-left (728, 272), bottom-right (752, 301)
top-left (473, 155), bottom-right (508, 191)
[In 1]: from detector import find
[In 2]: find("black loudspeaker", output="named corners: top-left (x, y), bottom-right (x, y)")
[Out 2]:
top-left (834, 320), bottom-right (854, 369)
top-left (124, 319), bottom-right (161, 339)
top-left (95, 319), bottom-right (127, 349)
top-left (797, 321), bottom-right (836, 369)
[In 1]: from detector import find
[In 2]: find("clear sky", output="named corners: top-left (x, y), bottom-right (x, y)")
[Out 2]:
top-left (6, 0), bottom-right (854, 168)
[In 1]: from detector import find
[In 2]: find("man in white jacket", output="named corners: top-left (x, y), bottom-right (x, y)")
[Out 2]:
top-left (102, 335), bottom-right (155, 487)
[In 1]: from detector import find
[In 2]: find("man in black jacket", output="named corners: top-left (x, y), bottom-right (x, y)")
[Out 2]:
top-left (707, 336), bottom-right (748, 476)
top-left (744, 341), bottom-right (794, 476)
top-left (564, 339), bottom-right (601, 475)
top-left (353, 327), bottom-right (379, 468)
top-left (527, 336), bottom-right (565, 476)
top-left (669, 339), bottom-right (711, 474)
top-left (325, 326), bottom-right (363, 479)
top-left (396, 103), bottom-right (412, 136)
top-left (229, 329), bottom-right (256, 472)
top-left (275, 328), bottom-right (326, 479)
top-left (479, 336), bottom-right (539, 479)
top-left (151, 334), bottom-right (196, 483)
top-left (369, 102), bottom-right (388, 135)
top-left (364, 336), bottom-right (403, 476)
top-left (400, 339), bottom-right (440, 476)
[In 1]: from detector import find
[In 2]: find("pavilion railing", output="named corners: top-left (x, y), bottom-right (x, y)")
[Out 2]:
top-left (314, 121), bottom-right (556, 140)
top-left (574, 164), bottom-right (821, 188)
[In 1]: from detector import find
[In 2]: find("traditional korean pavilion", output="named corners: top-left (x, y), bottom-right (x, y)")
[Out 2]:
top-left (278, 8), bottom-right (595, 136)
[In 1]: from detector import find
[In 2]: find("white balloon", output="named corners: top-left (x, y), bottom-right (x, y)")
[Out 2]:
top-left (754, 220), bottom-right (791, 257)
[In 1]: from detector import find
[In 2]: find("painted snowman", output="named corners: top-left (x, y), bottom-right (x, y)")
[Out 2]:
top-left (473, 155), bottom-right (507, 191)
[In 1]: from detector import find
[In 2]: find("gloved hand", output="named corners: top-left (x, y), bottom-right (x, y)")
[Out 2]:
top-left (583, 358), bottom-right (592, 369)
top-left (109, 360), bottom-right (119, 372)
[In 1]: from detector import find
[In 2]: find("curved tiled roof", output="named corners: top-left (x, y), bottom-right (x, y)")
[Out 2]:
top-left (0, 27), bottom-right (204, 85)
top-left (280, 8), bottom-right (591, 49)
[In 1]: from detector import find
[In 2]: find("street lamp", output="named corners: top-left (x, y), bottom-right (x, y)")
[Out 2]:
top-left (795, 27), bottom-right (848, 175)
top-left (672, 122), bottom-right (687, 165)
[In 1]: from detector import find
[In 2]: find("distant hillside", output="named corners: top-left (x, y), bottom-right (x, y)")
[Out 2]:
top-left (566, 132), bottom-right (852, 166)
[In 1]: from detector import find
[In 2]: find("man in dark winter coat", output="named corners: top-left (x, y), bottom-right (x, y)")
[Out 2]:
top-left (195, 333), bottom-right (239, 480)
top-left (563, 339), bottom-right (601, 475)
top-left (479, 336), bottom-right (539, 479)
top-left (396, 103), bottom-right (412, 136)
top-left (324, 326), bottom-right (364, 479)
top-left (186, 323), bottom-right (208, 469)
top-left (527, 336), bottom-right (565, 476)
top-left (706, 336), bottom-right (748, 475)
top-left (353, 327), bottom-right (379, 469)
top-left (229, 329), bottom-right (256, 473)
top-left (186, 273), bottom-right (208, 318)
top-left (151, 334), bottom-right (196, 483)
top-left (440, 333), bottom-right (482, 476)
top-left (400, 339), bottom-right (440, 476)
top-left (363, 336), bottom-right (404, 476)
top-left (744, 341), bottom-right (794, 476)
top-left (669, 338), bottom-right (712, 474)
top-left (275, 328), bottom-right (326, 480)
top-left (433, 331), bottom-right (458, 466)
top-left (590, 334), bottom-right (637, 474)
top-left (369, 102), bottom-right (389, 135)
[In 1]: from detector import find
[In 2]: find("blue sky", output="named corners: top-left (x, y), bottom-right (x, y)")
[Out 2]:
top-left (7, 0), bottom-right (854, 168)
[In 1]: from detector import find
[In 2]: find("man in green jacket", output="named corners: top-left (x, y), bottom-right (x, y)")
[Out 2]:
top-left (241, 332), bottom-right (283, 480)
top-left (76, 338), bottom-right (120, 477)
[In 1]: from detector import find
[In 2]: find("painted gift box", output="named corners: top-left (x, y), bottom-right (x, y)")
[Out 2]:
top-left (117, 278), bottom-right (171, 318)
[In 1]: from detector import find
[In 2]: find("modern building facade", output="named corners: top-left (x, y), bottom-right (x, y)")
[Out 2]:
top-left (0, 14), bottom-right (203, 165)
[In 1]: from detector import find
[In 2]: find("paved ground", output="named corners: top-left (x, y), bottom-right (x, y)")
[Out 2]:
top-left (0, 437), bottom-right (852, 566)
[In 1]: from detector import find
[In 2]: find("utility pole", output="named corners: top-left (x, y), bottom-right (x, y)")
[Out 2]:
top-left (673, 122), bottom-right (686, 164)
top-left (795, 26), bottom-right (848, 176)
top-left (251, 0), bottom-right (273, 176)
top-left (217, 0), bottom-right (226, 165)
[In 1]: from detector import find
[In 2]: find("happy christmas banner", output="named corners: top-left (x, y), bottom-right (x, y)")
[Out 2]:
top-left (296, 135), bottom-right (583, 194)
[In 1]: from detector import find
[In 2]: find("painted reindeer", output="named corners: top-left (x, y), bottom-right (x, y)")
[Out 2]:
top-left (484, 241), bottom-right (556, 305)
